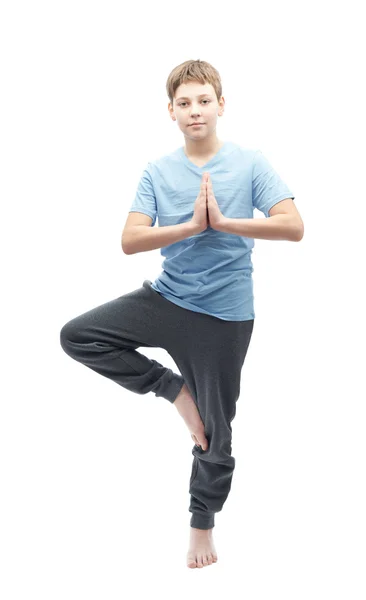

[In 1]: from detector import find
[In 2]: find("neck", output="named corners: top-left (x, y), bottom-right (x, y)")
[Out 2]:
top-left (184, 133), bottom-right (223, 158)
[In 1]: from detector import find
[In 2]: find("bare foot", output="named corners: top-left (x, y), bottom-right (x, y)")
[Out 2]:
top-left (187, 527), bottom-right (218, 568)
top-left (173, 384), bottom-right (208, 450)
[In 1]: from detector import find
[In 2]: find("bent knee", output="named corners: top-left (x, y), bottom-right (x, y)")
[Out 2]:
top-left (59, 320), bottom-right (81, 355)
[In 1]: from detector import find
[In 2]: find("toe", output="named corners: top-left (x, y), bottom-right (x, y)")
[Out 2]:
top-left (202, 555), bottom-right (208, 566)
top-left (207, 554), bottom-right (213, 565)
top-left (187, 553), bottom-right (197, 568)
top-left (198, 436), bottom-right (208, 451)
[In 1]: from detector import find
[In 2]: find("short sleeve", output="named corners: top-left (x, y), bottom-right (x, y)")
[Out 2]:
top-left (129, 163), bottom-right (157, 226)
top-left (252, 150), bottom-right (295, 218)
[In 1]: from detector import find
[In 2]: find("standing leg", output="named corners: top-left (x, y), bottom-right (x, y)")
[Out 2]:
top-left (167, 315), bottom-right (255, 529)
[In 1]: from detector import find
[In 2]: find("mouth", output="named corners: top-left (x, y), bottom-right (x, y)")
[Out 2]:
top-left (190, 123), bottom-right (204, 127)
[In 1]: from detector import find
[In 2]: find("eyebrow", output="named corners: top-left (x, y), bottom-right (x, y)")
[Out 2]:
top-left (175, 93), bottom-right (212, 101)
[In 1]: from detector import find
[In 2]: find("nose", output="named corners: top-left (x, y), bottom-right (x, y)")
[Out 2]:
top-left (190, 104), bottom-right (201, 117)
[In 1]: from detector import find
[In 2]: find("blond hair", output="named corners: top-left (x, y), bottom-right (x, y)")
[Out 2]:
top-left (166, 59), bottom-right (222, 105)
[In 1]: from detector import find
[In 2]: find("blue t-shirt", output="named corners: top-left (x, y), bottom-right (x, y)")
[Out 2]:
top-left (128, 141), bottom-right (295, 321)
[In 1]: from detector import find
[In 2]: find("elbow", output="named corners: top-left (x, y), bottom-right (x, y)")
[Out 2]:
top-left (121, 235), bottom-right (132, 255)
top-left (296, 223), bottom-right (305, 241)
top-left (292, 220), bottom-right (304, 242)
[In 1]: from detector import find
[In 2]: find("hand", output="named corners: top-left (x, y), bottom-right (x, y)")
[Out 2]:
top-left (205, 172), bottom-right (225, 231)
top-left (190, 173), bottom-right (209, 234)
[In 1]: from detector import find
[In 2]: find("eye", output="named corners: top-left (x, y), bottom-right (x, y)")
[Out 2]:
top-left (179, 100), bottom-right (210, 107)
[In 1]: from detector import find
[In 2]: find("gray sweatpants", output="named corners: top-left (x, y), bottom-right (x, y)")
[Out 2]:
top-left (60, 279), bottom-right (254, 530)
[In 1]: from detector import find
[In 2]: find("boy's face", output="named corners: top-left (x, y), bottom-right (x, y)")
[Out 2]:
top-left (169, 81), bottom-right (224, 140)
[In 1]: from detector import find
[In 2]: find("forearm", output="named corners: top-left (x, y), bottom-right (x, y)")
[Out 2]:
top-left (218, 214), bottom-right (303, 241)
top-left (123, 221), bottom-right (199, 254)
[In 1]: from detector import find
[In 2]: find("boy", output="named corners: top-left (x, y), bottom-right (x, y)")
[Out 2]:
top-left (60, 59), bottom-right (304, 569)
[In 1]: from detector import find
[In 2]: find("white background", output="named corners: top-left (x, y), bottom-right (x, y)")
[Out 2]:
top-left (1, 0), bottom-right (365, 597)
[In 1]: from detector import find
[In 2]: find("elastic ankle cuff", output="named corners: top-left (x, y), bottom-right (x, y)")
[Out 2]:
top-left (190, 512), bottom-right (215, 530)
top-left (166, 374), bottom-right (185, 403)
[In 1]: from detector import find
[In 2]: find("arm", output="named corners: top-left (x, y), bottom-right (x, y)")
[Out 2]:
top-left (123, 221), bottom-right (200, 254)
top-left (126, 164), bottom-right (202, 254)
top-left (217, 198), bottom-right (304, 242)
